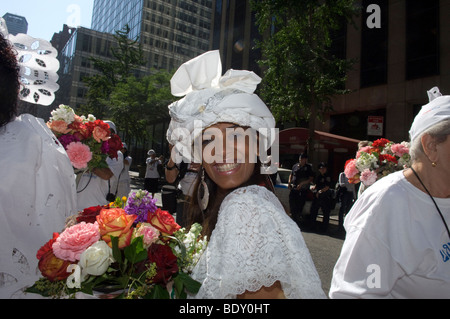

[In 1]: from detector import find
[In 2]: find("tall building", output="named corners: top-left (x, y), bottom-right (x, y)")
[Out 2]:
top-left (91, 0), bottom-right (212, 70)
top-left (210, 0), bottom-right (261, 75)
top-left (2, 13), bottom-right (28, 35)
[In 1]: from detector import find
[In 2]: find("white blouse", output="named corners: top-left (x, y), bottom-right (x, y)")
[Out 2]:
top-left (0, 114), bottom-right (77, 298)
top-left (190, 185), bottom-right (326, 299)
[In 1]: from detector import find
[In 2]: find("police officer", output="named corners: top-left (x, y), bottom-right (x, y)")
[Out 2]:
top-left (310, 162), bottom-right (333, 232)
top-left (288, 152), bottom-right (314, 227)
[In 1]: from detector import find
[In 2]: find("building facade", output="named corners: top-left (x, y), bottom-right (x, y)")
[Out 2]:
top-left (2, 13), bottom-right (28, 35)
top-left (91, 0), bottom-right (212, 71)
top-left (328, 0), bottom-right (450, 143)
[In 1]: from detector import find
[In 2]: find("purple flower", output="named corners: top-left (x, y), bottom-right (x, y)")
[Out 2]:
top-left (58, 134), bottom-right (80, 149)
top-left (101, 141), bottom-right (110, 154)
top-left (124, 190), bottom-right (158, 223)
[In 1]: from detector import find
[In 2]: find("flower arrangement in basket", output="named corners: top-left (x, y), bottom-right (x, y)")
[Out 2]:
top-left (46, 104), bottom-right (123, 171)
top-left (25, 190), bottom-right (207, 299)
top-left (344, 138), bottom-right (411, 187)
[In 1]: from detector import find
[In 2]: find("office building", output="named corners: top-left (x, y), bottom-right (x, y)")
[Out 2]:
top-left (2, 13), bottom-right (28, 35)
top-left (91, 0), bottom-right (212, 70)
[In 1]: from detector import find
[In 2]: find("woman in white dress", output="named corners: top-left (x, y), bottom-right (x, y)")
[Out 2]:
top-left (0, 33), bottom-right (77, 298)
top-left (166, 51), bottom-right (325, 299)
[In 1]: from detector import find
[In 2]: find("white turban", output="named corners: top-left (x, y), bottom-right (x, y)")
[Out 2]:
top-left (409, 87), bottom-right (450, 142)
top-left (166, 50), bottom-right (275, 161)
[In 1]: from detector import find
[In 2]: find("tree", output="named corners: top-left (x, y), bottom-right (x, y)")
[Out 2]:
top-left (252, 0), bottom-right (358, 157)
top-left (108, 71), bottom-right (176, 147)
top-left (80, 25), bottom-right (145, 119)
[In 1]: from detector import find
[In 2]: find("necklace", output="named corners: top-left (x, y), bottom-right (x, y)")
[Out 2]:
top-left (410, 167), bottom-right (450, 239)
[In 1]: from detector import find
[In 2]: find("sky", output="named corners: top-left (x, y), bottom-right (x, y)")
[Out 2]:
top-left (1, 0), bottom-right (94, 41)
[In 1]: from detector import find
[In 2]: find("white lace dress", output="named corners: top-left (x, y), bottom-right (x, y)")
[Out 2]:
top-left (190, 185), bottom-right (326, 299)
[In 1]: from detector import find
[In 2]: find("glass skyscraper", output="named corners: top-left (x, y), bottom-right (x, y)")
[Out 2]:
top-left (90, 0), bottom-right (212, 70)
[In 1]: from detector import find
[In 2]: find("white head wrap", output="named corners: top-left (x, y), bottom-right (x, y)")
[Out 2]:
top-left (409, 87), bottom-right (450, 142)
top-left (166, 50), bottom-right (275, 160)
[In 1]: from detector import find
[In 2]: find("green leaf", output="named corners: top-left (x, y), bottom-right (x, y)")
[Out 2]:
top-left (148, 284), bottom-right (170, 299)
top-left (110, 236), bottom-right (123, 266)
top-left (176, 272), bottom-right (202, 294)
top-left (124, 236), bottom-right (148, 264)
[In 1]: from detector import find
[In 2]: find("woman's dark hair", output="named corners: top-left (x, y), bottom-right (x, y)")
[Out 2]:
top-left (185, 156), bottom-right (275, 238)
top-left (0, 32), bottom-right (20, 128)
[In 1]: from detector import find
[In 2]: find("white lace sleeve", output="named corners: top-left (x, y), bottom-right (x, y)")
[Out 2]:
top-left (190, 185), bottom-right (326, 299)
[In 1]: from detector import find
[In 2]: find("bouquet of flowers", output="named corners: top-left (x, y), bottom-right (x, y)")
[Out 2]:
top-left (25, 191), bottom-right (207, 299)
top-left (344, 138), bottom-right (411, 187)
top-left (46, 104), bottom-right (123, 171)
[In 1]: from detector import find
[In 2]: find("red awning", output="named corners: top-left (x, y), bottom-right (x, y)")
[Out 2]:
top-left (279, 127), bottom-right (360, 154)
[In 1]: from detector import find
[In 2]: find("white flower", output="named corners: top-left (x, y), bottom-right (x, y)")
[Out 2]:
top-left (356, 152), bottom-right (378, 171)
top-left (79, 241), bottom-right (114, 278)
top-left (50, 104), bottom-right (76, 123)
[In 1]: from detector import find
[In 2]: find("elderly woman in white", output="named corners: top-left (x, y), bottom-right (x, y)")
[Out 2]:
top-left (166, 51), bottom-right (326, 299)
top-left (330, 87), bottom-right (450, 298)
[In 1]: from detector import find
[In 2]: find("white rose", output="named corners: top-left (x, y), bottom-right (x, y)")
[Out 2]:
top-left (79, 241), bottom-right (114, 277)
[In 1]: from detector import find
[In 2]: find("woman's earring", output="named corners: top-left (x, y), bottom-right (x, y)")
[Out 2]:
top-left (432, 162), bottom-right (437, 167)
top-left (198, 168), bottom-right (209, 211)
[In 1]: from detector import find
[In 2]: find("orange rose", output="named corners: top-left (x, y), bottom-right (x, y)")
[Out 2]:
top-left (96, 208), bottom-right (137, 248)
top-left (148, 208), bottom-right (181, 236)
top-left (38, 250), bottom-right (71, 282)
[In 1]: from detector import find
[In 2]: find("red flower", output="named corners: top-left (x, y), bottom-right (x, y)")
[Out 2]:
top-left (106, 134), bottom-right (123, 159)
top-left (147, 244), bottom-right (179, 285)
top-left (380, 154), bottom-right (398, 164)
top-left (372, 138), bottom-right (390, 149)
top-left (36, 233), bottom-right (59, 260)
top-left (38, 250), bottom-right (72, 282)
top-left (148, 208), bottom-right (181, 236)
top-left (76, 205), bottom-right (107, 224)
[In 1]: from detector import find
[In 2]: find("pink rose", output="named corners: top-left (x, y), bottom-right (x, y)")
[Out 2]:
top-left (47, 120), bottom-right (71, 134)
top-left (66, 141), bottom-right (93, 169)
top-left (344, 159), bottom-right (359, 179)
top-left (360, 169), bottom-right (377, 186)
top-left (391, 143), bottom-right (409, 157)
top-left (91, 121), bottom-right (111, 143)
top-left (134, 223), bottom-right (160, 249)
top-left (52, 222), bottom-right (100, 262)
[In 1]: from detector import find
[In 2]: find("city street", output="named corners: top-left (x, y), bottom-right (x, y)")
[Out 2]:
top-left (129, 171), bottom-right (345, 297)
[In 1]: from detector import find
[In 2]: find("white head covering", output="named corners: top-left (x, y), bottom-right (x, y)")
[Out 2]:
top-left (409, 87), bottom-right (450, 142)
top-left (166, 50), bottom-right (275, 160)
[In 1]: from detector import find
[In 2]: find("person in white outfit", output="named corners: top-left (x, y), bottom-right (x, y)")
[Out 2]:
top-left (330, 87), bottom-right (450, 298)
top-left (0, 33), bottom-right (77, 298)
top-left (166, 51), bottom-right (326, 299)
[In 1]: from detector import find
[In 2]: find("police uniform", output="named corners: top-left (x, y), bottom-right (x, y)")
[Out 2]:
top-left (310, 163), bottom-right (333, 231)
top-left (289, 161), bottom-right (314, 226)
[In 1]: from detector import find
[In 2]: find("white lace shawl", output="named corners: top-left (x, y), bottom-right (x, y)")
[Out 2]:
top-left (190, 185), bottom-right (326, 299)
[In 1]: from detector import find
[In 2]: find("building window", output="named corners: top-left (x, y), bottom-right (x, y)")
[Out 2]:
top-left (360, 0), bottom-right (388, 88)
top-left (406, 0), bottom-right (439, 80)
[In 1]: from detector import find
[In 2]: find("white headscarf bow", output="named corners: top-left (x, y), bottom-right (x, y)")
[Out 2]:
top-left (409, 87), bottom-right (450, 143)
top-left (166, 50), bottom-right (275, 161)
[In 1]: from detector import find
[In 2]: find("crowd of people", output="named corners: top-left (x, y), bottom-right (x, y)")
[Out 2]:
top-left (1, 32), bottom-right (449, 299)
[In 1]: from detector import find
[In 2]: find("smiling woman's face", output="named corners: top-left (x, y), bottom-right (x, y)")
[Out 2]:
top-left (201, 122), bottom-right (257, 192)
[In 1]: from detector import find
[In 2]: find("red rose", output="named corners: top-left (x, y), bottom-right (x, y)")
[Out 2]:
top-left (106, 134), bottom-right (123, 159)
top-left (148, 208), bottom-right (181, 236)
top-left (36, 233), bottom-right (59, 260)
top-left (372, 138), bottom-right (390, 149)
top-left (147, 244), bottom-right (178, 285)
top-left (76, 205), bottom-right (107, 224)
top-left (38, 250), bottom-right (72, 282)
